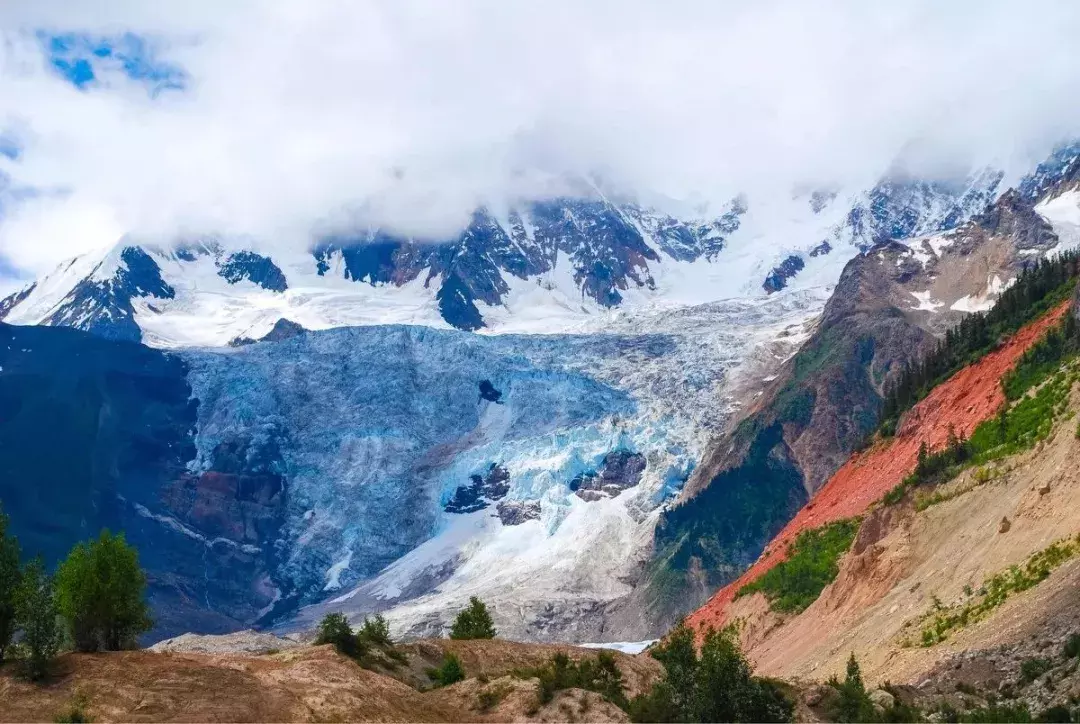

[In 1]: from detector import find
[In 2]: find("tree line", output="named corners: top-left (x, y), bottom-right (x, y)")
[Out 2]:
top-left (879, 251), bottom-right (1080, 434)
top-left (0, 503), bottom-right (150, 679)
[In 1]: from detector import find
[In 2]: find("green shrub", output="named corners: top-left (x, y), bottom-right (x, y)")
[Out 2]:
top-left (53, 692), bottom-right (92, 723)
top-left (1034, 704), bottom-right (1074, 722)
top-left (959, 702), bottom-right (1032, 722)
top-left (356, 613), bottom-right (392, 646)
top-left (1062, 633), bottom-right (1080, 659)
top-left (516, 650), bottom-right (628, 709)
top-left (628, 622), bottom-right (793, 722)
top-left (829, 653), bottom-right (876, 723)
top-left (54, 530), bottom-right (151, 652)
top-left (1019, 658), bottom-right (1053, 685)
top-left (0, 503), bottom-right (21, 663)
top-left (1002, 313), bottom-right (1080, 400)
top-left (476, 685), bottom-right (508, 712)
top-left (882, 482), bottom-right (908, 506)
top-left (450, 596), bottom-right (497, 640)
top-left (736, 519), bottom-right (860, 613)
top-left (315, 612), bottom-right (364, 658)
top-left (430, 652), bottom-right (465, 687)
top-left (15, 557), bottom-right (60, 680)
top-left (920, 534), bottom-right (1080, 646)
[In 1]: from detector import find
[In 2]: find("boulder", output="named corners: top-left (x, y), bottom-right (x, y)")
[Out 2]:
top-left (869, 688), bottom-right (896, 711)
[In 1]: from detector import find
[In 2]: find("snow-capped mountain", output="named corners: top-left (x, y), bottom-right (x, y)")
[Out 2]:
top-left (0, 168), bottom-right (1006, 347)
top-left (0, 158), bottom-right (1050, 642)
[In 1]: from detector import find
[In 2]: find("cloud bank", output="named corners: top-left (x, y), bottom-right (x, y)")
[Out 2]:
top-left (0, 0), bottom-right (1079, 277)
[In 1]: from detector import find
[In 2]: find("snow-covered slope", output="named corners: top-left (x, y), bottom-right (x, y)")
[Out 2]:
top-left (0, 167), bottom-right (1008, 346)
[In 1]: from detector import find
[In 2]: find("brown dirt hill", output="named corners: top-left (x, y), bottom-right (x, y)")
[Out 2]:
top-left (727, 373), bottom-right (1080, 704)
top-left (0, 639), bottom-right (661, 723)
top-left (685, 299), bottom-right (1072, 636)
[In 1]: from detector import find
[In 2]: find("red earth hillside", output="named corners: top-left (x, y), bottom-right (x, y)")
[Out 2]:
top-left (686, 300), bottom-right (1072, 634)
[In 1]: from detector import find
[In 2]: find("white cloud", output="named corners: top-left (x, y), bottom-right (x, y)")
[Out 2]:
top-left (0, 0), bottom-right (1079, 276)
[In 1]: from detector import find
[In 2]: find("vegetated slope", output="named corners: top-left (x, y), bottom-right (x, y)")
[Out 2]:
top-left (685, 298), bottom-right (1072, 635)
top-left (716, 328), bottom-right (1080, 719)
top-left (647, 146), bottom-right (1080, 627)
top-left (0, 638), bottom-right (660, 723)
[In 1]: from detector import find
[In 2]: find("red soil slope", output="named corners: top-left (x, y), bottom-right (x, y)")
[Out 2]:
top-left (686, 300), bottom-right (1072, 633)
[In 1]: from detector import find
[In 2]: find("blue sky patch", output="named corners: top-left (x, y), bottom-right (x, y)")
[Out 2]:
top-left (38, 31), bottom-right (187, 96)
top-left (0, 135), bottom-right (21, 162)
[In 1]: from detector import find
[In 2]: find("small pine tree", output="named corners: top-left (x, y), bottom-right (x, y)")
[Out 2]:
top-left (357, 613), bottom-right (392, 646)
top-left (449, 596), bottom-right (497, 640)
top-left (835, 653), bottom-right (874, 723)
top-left (15, 557), bottom-right (60, 680)
top-left (648, 622), bottom-right (699, 718)
top-left (315, 612), bottom-right (361, 657)
top-left (0, 504), bottom-right (21, 663)
top-left (432, 652), bottom-right (465, 686)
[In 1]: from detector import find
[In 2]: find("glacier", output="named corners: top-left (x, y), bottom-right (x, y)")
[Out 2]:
top-left (172, 289), bottom-right (823, 641)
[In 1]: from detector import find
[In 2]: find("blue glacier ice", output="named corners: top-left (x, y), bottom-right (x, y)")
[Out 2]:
top-left (182, 323), bottom-right (701, 634)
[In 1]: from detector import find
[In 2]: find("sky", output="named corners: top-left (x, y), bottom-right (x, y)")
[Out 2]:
top-left (0, 1), bottom-right (1079, 283)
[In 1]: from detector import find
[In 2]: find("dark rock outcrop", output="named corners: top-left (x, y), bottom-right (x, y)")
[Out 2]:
top-left (444, 464), bottom-right (511, 514)
top-left (762, 255), bottom-right (806, 293)
top-left (38, 247), bottom-right (175, 343)
top-left (217, 251), bottom-right (288, 292)
top-left (229, 318), bottom-right (307, 347)
top-left (571, 451), bottom-right (646, 501)
top-left (312, 198), bottom-right (742, 331)
top-left (478, 379), bottom-right (503, 404)
top-left (497, 500), bottom-right (541, 525)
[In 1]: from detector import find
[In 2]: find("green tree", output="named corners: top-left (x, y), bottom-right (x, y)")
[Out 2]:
top-left (449, 596), bottom-right (497, 640)
top-left (357, 613), bottom-right (392, 646)
top-left (0, 503), bottom-right (21, 663)
top-left (431, 652), bottom-right (465, 686)
top-left (647, 622), bottom-right (699, 718)
top-left (629, 622), bottom-right (793, 723)
top-left (314, 612), bottom-right (362, 657)
top-left (54, 530), bottom-right (151, 652)
top-left (15, 557), bottom-right (60, 680)
top-left (834, 653), bottom-right (875, 723)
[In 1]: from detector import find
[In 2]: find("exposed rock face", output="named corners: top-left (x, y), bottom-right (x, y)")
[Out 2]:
top-left (496, 500), bottom-right (541, 526)
top-left (570, 451), bottom-right (647, 501)
top-left (259, 318), bottom-right (306, 342)
top-left (478, 379), bottom-right (504, 404)
top-left (0, 322), bottom-right (237, 639)
top-left (229, 318), bottom-right (307, 347)
top-left (762, 255), bottom-right (806, 293)
top-left (445, 465), bottom-right (512, 514)
top-left (40, 246), bottom-right (176, 342)
top-left (309, 198), bottom-right (744, 330)
top-left (217, 251), bottom-right (289, 292)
